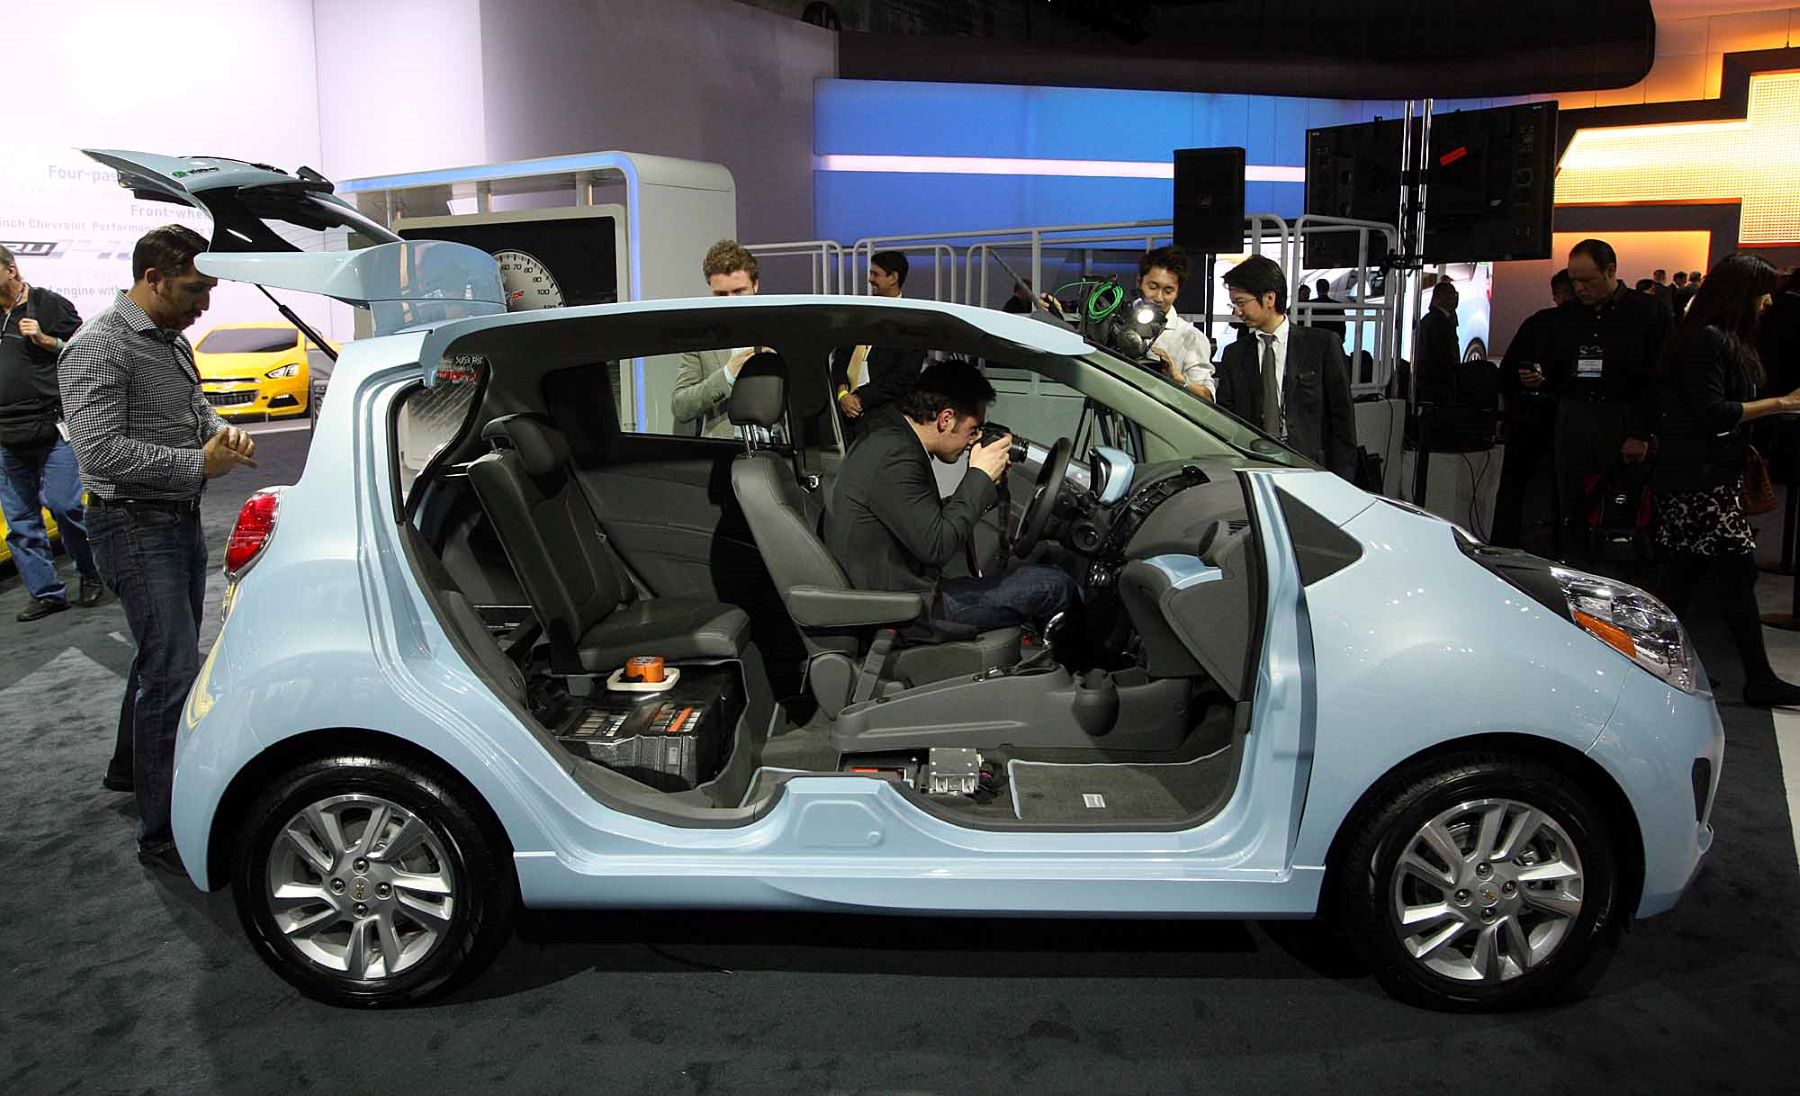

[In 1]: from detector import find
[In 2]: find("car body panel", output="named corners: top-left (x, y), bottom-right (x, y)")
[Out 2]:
top-left (197, 246), bottom-right (506, 336)
top-left (174, 297), bottom-right (1718, 933)
top-left (1586, 673), bottom-right (1723, 917)
top-left (414, 292), bottom-right (1094, 386)
top-left (176, 364), bottom-right (1324, 907)
top-left (1282, 483), bottom-right (1632, 878)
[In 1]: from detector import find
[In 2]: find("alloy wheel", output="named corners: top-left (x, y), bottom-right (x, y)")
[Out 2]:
top-left (1387, 797), bottom-right (1584, 983)
top-left (264, 794), bottom-right (459, 980)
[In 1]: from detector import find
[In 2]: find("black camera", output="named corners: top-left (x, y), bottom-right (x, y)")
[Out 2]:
top-left (978, 421), bottom-right (1029, 464)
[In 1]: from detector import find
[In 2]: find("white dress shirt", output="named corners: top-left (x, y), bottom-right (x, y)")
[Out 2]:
top-left (1154, 311), bottom-right (1215, 390)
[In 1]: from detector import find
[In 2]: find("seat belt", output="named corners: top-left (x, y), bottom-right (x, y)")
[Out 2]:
top-left (850, 628), bottom-right (898, 705)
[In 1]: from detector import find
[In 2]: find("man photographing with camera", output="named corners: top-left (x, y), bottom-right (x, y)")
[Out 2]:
top-left (826, 359), bottom-right (1077, 632)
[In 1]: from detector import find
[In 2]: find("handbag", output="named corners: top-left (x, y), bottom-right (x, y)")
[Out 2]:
top-left (1742, 446), bottom-right (1778, 515)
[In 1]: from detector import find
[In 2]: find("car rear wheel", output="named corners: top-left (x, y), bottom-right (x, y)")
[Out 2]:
top-left (231, 753), bottom-right (516, 1007)
top-left (1334, 753), bottom-right (1622, 1011)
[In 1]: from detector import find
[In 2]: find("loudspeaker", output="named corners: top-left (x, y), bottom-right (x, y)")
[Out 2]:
top-left (1172, 147), bottom-right (1246, 253)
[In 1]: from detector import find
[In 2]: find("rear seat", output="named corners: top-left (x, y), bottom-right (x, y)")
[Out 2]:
top-left (468, 414), bottom-right (751, 675)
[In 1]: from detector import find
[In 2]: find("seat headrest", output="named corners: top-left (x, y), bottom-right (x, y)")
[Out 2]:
top-left (482, 414), bottom-right (571, 478)
top-left (729, 351), bottom-right (788, 429)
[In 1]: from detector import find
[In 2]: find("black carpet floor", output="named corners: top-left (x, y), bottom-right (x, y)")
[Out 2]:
top-left (1, 429), bottom-right (1796, 1094)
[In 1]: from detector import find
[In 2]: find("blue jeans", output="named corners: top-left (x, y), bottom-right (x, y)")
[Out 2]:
top-left (0, 438), bottom-right (99, 602)
top-left (87, 505), bottom-right (207, 848)
top-left (938, 564), bottom-right (1078, 632)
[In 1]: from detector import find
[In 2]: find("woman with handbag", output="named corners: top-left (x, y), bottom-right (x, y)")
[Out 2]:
top-left (1651, 252), bottom-right (1800, 707)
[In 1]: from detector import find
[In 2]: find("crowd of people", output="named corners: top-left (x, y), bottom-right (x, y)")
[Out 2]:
top-left (1494, 239), bottom-right (1800, 707)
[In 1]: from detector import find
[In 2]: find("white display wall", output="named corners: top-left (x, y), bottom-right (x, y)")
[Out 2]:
top-left (5, 0), bottom-right (341, 338)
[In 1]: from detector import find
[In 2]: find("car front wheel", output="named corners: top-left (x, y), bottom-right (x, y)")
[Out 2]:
top-left (1334, 753), bottom-right (1622, 1011)
top-left (231, 753), bottom-right (516, 1007)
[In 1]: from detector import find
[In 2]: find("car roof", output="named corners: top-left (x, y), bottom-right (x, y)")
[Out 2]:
top-left (416, 293), bottom-right (1092, 384)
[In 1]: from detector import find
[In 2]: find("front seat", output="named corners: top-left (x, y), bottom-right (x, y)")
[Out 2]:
top-left (468, 414), bottom-right (751, 675)
top-left (725, 353), bottom-right (1019, 716)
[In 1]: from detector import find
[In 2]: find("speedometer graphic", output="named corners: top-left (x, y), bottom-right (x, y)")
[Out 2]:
top-left (493, 248), bottom-right (565, 311)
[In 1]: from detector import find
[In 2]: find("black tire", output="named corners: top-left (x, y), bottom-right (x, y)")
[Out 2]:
top-left (1333, 752), bottom-right (1622, 1011)
top-left (231, 753), bottom-right (516, 1008)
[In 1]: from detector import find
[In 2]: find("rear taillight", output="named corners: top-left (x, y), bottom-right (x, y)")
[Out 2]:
top-left (225, 487), bottom-right (283, 578)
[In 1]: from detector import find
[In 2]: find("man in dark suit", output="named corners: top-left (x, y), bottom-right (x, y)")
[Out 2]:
top-left (1214, 255), bottom-right (1358, 480)
top-left (833, 250), bottom-right (927, 436)
top-left (1312, 277), bottom-right (1347, 346)
top-left (826, 360), bottom-right (1077, 630)
top-left (1759, 266), bottom-right (1800, 396)
top-left (1414, 279), bottom-right (1461, 403)
top-left (1491, 269), bottom-right (1572, 550)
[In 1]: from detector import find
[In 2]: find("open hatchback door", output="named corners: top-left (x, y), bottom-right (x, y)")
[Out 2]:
top-left (83, 149), bottom-right (506, 336)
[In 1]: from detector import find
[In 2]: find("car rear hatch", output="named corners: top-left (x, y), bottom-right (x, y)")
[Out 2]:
top-left (83, 150), bottom-right (505, 335)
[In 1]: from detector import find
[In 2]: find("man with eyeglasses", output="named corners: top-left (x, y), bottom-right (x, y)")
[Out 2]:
top-left (1542, 238), bottom-right (1672, 563)
top-left (1214, 255), bottom-right (1358, 480)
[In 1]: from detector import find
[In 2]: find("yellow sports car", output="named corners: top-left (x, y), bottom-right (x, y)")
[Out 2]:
top-left (193, 323), bottom-right (336, 421)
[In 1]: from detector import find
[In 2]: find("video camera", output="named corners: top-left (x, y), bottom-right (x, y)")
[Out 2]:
top-left (1048, 277), bottom-right (1169, 366)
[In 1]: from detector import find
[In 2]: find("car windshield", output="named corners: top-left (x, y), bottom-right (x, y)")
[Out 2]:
top-left (1078, 343), bottom-right (1317, 470)
top-left (196, 328), bottom-right (296, 355)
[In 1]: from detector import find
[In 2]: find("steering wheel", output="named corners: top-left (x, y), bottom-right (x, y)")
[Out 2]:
top-left (1012, 437), bottom-right (1072, 557)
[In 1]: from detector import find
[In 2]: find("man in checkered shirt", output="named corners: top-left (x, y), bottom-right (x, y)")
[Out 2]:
top-left (59, 224), bottom-right (259, 876)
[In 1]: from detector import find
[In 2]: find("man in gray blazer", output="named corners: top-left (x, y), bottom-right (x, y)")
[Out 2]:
top-left (672, 240), bottom-right (762, 439)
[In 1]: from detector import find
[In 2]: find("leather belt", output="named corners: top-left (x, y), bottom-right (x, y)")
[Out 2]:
top-left (90, 495), bottom-right (202, 514)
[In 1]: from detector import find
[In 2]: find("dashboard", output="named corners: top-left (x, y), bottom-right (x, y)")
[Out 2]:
top-left (1008, 432), bottom-right (1249, 592)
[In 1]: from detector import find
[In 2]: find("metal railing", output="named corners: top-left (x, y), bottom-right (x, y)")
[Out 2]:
top-left (1290, 215), bottom-right (1403, 392)
top-left (747, 212), bottom-right (1400, 390)
top-left (743, 239), bottom-right (849, 295)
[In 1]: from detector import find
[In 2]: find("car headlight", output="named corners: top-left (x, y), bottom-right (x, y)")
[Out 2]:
top-left (1552, 567), bottom-right (1698, 693)
top-left (265, 363), bottom-right (299, 379)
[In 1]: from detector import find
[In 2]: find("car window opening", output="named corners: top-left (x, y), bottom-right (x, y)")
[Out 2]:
top-left (395, 309), bottom-right (1274, 832)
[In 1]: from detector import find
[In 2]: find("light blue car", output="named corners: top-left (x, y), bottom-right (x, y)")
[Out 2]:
top-left (99, 151), bottom-right (1721, 1012)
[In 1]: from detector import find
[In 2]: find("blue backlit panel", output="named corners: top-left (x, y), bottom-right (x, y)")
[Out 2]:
top-left (814, 79), bottom-right (1503, 244)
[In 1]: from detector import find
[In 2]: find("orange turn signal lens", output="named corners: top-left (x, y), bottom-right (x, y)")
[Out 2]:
top-left (1574, 610), bottom-right (1637, 660)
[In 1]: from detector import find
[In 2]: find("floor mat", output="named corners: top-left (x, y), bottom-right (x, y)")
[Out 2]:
top-left (1007, 746), bottom-right (1234, 824)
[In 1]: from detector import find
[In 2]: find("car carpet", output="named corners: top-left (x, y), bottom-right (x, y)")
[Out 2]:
top-left (1006, 745), bottom-right (1235, 824)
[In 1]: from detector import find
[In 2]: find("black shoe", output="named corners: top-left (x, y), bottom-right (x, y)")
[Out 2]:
top-left (76, 577), bottom-right (105, 608)
top-left (136, 841), bottom-right (185, 877)
top-left (16, 597), bottom-right (69, 622)
top-left (1743, 679), bottom-right (1800, 709)
top-left (101, 771), bottom-right (134, 793)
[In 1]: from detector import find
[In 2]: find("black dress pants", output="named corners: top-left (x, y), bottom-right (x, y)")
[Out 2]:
top-left (1491, 402), bottom-right (1557, 550)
